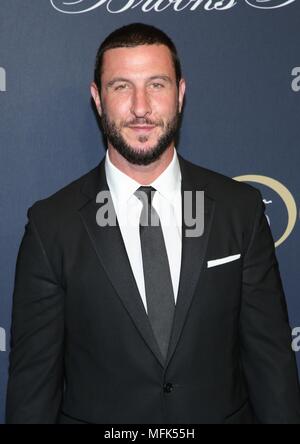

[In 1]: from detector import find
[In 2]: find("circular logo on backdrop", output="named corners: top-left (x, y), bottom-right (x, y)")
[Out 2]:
top-left (234, 175), bottom-right (297, 248)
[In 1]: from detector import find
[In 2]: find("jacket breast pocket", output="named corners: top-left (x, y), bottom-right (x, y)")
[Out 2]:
top-left (204, 253), bottom-right (242, 288)
top-left (207, 254), bottom-right (241, 269)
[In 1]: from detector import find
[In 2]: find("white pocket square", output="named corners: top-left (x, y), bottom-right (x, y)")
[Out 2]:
top-left (207, 254), bottom-right (241, 269)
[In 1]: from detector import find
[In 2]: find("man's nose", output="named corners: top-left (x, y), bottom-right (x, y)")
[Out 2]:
top-left (130, 88), bottom-right (152, 118)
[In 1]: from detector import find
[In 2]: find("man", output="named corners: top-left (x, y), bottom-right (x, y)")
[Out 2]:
top-left (6, 23), bottom-right (300, 424)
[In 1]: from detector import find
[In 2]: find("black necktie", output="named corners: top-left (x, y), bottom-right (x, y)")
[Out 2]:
top-left (134, 186), bottom-right (175, 361)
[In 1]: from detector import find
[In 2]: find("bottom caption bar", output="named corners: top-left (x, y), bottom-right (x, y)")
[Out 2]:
top-left (103, 426), bottom-right (198, 440)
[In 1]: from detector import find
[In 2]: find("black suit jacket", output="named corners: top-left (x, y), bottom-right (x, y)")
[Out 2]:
top-left (6, 153), bottom-right (300, 424)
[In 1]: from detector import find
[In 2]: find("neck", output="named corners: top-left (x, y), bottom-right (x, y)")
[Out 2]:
top-left (107, 144), bottom-right (175, 185)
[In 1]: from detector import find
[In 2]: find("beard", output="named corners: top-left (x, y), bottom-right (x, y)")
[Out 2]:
top-left (100, 108), bottom-right (181, 166)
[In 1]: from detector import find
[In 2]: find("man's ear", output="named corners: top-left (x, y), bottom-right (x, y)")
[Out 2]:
top-left (90, 82), bottom-right (102, 116)
top-left (178, 78), bottom-right (186, 114)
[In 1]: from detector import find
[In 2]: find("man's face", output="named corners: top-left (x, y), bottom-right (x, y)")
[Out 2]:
top-left (91, 44), bottom-right (185, 165)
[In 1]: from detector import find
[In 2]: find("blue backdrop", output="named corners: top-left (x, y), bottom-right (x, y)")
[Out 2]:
top-left (1, 0), bottom-right (300, 424)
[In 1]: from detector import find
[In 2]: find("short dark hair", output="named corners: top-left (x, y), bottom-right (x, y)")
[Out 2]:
top-left (94, 23), bottom-right (182, 91)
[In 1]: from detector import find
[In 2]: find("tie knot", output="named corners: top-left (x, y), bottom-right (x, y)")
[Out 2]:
top-left (134, 186), bottom-right (156, 207)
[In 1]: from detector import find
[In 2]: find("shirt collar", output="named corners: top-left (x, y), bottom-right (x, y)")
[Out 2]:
top-left (105, 148), bottom-right (181, 204)
top-left (150, 148), bottom-right (181, 202)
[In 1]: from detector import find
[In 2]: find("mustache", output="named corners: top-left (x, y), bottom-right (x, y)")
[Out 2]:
top-left (123, 118), bottom-right (164, 127)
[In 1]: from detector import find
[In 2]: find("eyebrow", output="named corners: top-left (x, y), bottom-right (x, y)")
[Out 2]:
top-left (106, 75), bottom-right (173, 88)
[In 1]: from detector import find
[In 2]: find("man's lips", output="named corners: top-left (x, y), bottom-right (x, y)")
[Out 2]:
top-left (127, 125), bottom-right (157, 133)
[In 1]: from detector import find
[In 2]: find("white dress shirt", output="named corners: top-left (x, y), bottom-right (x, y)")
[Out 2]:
top-left (105, 148), bottom-right (182, 313)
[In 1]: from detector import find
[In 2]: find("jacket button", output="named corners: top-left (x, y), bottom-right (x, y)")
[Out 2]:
top-left (163, 383), bottom-right (174, 393)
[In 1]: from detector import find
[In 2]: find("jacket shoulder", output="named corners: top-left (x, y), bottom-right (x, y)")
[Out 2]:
top-left (28, 163), bottom-right (101, 220)
top-left (183, 157), bottom-right (262, 208)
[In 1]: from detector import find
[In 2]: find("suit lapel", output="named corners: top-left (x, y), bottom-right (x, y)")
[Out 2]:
top-left (165, 154), bottom-right (215, 368)
top-left (78, 153), bottom-right (215, 370)
top-left (79, 158), bottom-right (165, 367)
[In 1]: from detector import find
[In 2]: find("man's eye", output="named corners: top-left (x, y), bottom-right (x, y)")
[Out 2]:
top-left (151, 83), bottom-right (164, 89)
top-left (115, 84), bottom-right (128, 91)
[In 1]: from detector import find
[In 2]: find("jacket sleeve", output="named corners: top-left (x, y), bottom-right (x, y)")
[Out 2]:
top-left (6, 205), bottom-right (64, 424)
top-left (240, 190), bottom-right (300, 424)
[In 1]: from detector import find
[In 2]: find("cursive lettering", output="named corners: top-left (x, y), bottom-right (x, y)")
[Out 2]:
top-left (50, 0), bottom-right (296, 14)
